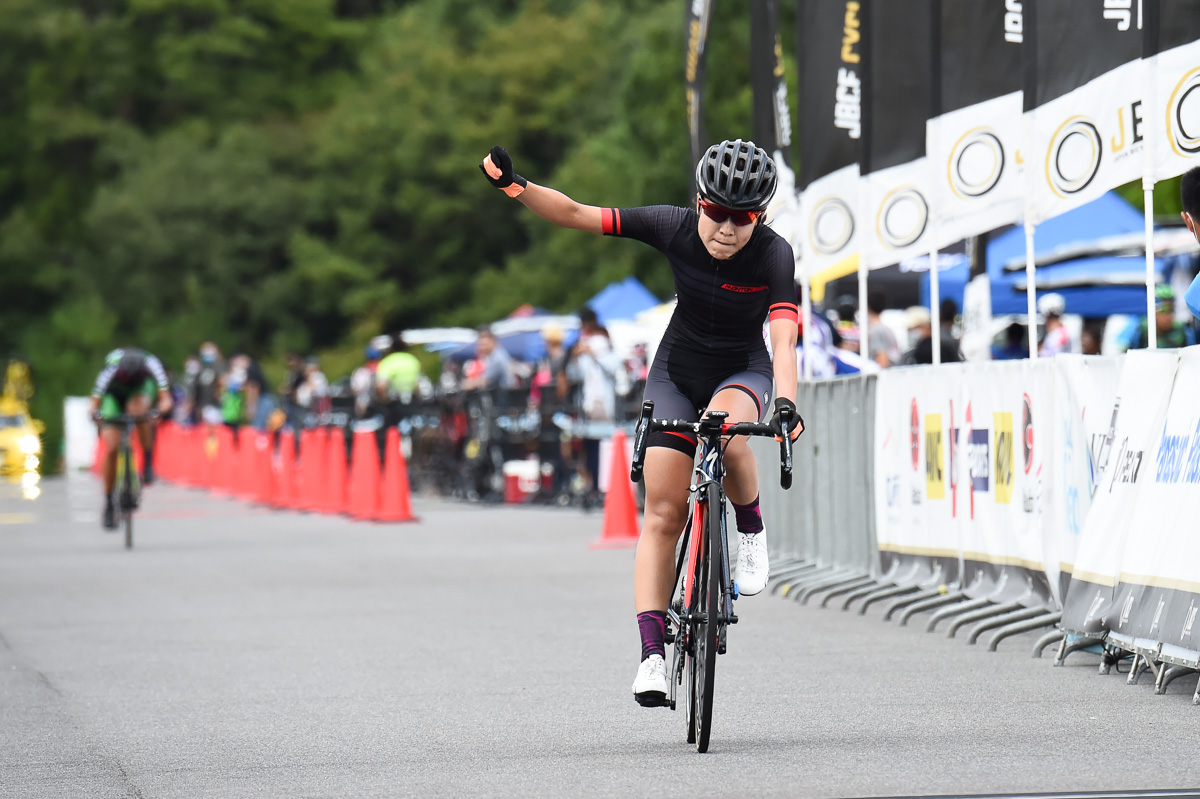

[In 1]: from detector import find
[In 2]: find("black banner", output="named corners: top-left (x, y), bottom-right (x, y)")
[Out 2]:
top-left (796, 0), bottom-right (863, 190)
top-left (937, 0), bottom-right (1021, 115)
top-left (1022, 0), bottom-right (1142, 112)
top-left (751, 0), bottom-right (793, 167)
top-left (685, 0), bottom-right (715, 186)
top-left (859, 0), bottom-right (935, 176)
top-left (1146, 0), bottom-right (1200, 56)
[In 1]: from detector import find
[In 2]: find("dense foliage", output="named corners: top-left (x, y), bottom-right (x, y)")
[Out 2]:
top-left (1, 0), bottom-right (788, 465)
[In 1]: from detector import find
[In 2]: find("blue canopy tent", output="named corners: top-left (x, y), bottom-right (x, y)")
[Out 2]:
top-left (586, 276), bottom-right (660, 326)
top-left (919, 191), bottom-right (1165, 317)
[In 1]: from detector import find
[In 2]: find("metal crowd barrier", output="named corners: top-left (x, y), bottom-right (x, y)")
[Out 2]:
top-left (752, 375), bottom-right (879, 606)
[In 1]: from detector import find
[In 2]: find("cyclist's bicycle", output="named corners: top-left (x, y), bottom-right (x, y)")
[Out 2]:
top-left (98, 412), bottom-right (158, 549)
top-left (630, 400), bottom-right (795, 753)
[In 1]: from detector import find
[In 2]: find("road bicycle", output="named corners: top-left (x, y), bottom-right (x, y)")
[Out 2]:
top-left (630, 400), bottom-right (795, 753)
top-left (100, 412), bottom-right (158, 549)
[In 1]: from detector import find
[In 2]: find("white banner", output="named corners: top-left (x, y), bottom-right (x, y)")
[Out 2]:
top-left (1059, 350), bottom-right (1179, 634)
top-left (874, 363), bottom-right (962, 564)
top-left (1149, 40), bottom-right (1200, 183)
top-left (1043, 356), bottom-right (1122, 606)
top-left (798, 164), bottom-right (859, 278)
top-left (862, 158), bottom-right (935, 269)
top-left (1027, 59), bottom-right (1144, 225)
top-left (927, 92), bottom-right (1024, 248)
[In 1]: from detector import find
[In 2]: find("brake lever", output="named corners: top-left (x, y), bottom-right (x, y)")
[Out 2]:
top-left (779, 406), bottom-right (794, 490)
top-left (630, 400), bottom-right (654, 483)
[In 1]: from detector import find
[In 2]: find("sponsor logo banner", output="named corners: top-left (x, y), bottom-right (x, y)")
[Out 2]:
top-left (1150, 41), bottom-right (1200, 183)
top-left (799, 164), bottom-right (859, 277)
top-left (862, 159), bottom-right (934, 269)
top-left (928, 93), bottom-right (1024, 247)
top-left (1027, 59), bottom-right (1144, 224)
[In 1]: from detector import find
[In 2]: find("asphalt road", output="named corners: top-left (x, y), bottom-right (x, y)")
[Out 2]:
top-left (2, 475), bottom-right (1199, 799)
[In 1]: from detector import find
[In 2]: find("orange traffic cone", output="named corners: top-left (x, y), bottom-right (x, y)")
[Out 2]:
top-left (346, 429), bottom-right (381, 520)
top-left (323, 427), bottom-right (348, 514)
top-left (91, 433), bottom-right (107, 475)
top-left (377, 427), bottom-right (416, 522)
top-left (271, 430), bottom-right (297, 509)
top-left (590, 429), bottom-right (640, 549)
top-left (297, 428), bottom-right (327, 512)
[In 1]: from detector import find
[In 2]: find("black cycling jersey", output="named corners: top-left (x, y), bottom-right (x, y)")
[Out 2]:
top-left (603, 205), bottom-right (798, 452)
top-left (602, 205), bottom-right (798, 355)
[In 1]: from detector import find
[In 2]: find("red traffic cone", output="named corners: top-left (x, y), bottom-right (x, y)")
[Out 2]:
top-left (91, 433), bottom-right (107, 475)
top-left (590, 429), bottom-right (640, 549)
top-left (346, 429), bottom-right (381, 520)
top-left (297, 428), bottom-right (327, 513)
top-left (323, 427), bottom-right (348, 514)
top-left (377, 427), bottom-right (416, 522)
top-left (212, 425), bottom-right (237, 496)
top-left (271, 430), bottom-right (297, 509)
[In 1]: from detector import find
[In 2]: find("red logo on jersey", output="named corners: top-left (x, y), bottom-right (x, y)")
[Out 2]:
top-left (720, 283), bottom-right (768, 293)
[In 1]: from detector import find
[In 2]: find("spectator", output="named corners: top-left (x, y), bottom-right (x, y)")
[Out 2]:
top-left (351, 335), bottom-right (390, 417)
top-left (279, 352), bottom-right (307, 428)
top-left (1182, 166), bottom-right (1200, 319)
top-left (867, 291), bottom-right (901, 368)
top-left (1123, 285), bottom-right (1196, 350)
top-left (834, 295), bottom-right (860, 354)
top-left (194, 341), bottom-right (225, 424)
top-left (940, 298), bottom-right (960, 342)
top-left (532, 324), bottom-right (570, 412)
top-left (571, 308), bottom-right (621, 503)
top-left (295, 356), bottom-right (330, 416)
top-left (461, 328), bottom-right (517, 391)
top-left (1081, 320), bottom-right (1105, 355)
top-left (221, 355), bottom-right (248, 430)
top-left (991, 322), bottom-right (1028, 360)
top-left (904, 306), bottom-right (963, 364)
top-left (238, 353), bottom-right (274, 429)
top-left (180, 354), bottom-right (201, 423)
top-left (1037, 293), bottom-right (1074, 356)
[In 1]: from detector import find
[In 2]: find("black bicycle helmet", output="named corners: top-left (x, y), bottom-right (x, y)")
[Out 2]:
top-left (112, 348), bottom-right (146, 380)
top-left (695, 139), bottom-right (778, 211)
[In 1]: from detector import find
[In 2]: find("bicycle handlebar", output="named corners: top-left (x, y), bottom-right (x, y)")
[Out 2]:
top-left (95, 411), bottom-right (161, 425)
top-left (630, 400), bottom-right (794, 489)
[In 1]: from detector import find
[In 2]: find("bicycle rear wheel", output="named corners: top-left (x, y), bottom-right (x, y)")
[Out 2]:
top-left (687, 490), bottom-right (719, 753)
top-left (123, 447), bottom-right (134, 550)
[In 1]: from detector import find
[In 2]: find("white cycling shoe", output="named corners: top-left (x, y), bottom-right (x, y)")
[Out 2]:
top-left (631, 654), bottom-right (669, 707)
top-left (734, 530), bottom-right (770, 596)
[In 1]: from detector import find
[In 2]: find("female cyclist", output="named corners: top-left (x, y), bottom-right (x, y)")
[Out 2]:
top-left (480, 139), bottom-right (802, 706)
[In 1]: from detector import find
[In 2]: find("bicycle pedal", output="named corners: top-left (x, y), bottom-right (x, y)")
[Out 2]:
top-left (731, 582), bottom-right (740, 600)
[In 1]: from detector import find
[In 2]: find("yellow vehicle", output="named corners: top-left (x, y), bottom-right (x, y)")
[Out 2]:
top-left (0, 361), bottom-right (43, 487)
top-left (0, 396), bottom-right (42, 478)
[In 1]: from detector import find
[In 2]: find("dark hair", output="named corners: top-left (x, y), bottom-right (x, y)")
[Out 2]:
top-left (867, 291), bottom-right (886, 315)
top-left (1183, 166), bottom-right (1200, 218)
top-left (940, 298), bottom-right (958, 325)
top-left (579, 308), bottom-right (598, 325)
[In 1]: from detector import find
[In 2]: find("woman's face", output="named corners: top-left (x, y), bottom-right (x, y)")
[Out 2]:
top-left (696, 198), bottom-right (758, 260)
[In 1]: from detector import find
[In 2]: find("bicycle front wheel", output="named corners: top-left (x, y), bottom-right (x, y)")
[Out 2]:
top-left (690, 491), bottom-right (719, 753)
top-left (123, 448), bottom-right (134, 550)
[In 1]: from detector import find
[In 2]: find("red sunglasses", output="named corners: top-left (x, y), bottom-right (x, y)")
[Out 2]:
top-left (699, 199), bottom-right (760, 227)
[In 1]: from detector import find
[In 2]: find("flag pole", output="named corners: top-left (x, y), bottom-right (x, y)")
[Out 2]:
top-left (801, 259), bottom-right (813, 380)
top-left (1141, 5), bottom-right (1158, 350)
top-left (1025, 223), bottom-right (1037, 360)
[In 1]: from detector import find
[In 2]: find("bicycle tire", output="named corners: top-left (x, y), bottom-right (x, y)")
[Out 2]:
top-left (683, 500), bottom-right (703, 744)
top-left (693, 487), bottom-right (720, 753)
top-left (123, 447), bottom-right (133, 550)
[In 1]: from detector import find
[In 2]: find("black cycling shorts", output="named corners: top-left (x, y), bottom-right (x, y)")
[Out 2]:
top-left (642, 342), bottom-right (774, 458)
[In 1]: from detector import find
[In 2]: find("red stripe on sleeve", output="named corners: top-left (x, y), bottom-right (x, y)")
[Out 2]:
top-left (769, 303), bottom-right (799, 324)
top-left (614, 208), bottom-right (621, 236)
top-left (602, 208), bottom-right (615, 235)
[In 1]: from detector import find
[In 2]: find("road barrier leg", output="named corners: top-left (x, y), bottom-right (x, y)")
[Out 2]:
top-left (842, 582), bottom-right (889, 611)
top-left (770, 562), bottom-right (819, 595)
top-left (897, 591), bottom-right (965, 627)
top-left (883, 588), bottom-right (946, 622)
top-left (858, 585), bottom-right (919, 616)
top-left (1032, 629), bottom-right (1064, 658)
top-left (927, 597), bottom-right (992, 632)
top-left (796, 571), bottom-right (867, 604)
top-left (820, 576), bottom-right (877, 608)
top-left (1127, 653), bottom-right (1161, 686)
top-left (1156, 665), bottom-right (1195, 695)
top-left (1099, 643), bottom-right (1131, 675)
top-left (1194, 675), bottom-right (1200, 705)
top-left (791, 569), bottom-right (857, 601)
top-left (947, 601), bottom-right (1016, 639)
top-left (778, 566), bottom-right (836, 598)
top-left (965, 606), bottom-right (1043, 644)
top-left (986, 611), bottom-right (1061, 651)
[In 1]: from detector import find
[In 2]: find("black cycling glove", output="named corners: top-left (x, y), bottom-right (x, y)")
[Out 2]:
top-left (480, 145), bottom-right (528, 197)
top-left (769, 397), bottom-right (804, 442)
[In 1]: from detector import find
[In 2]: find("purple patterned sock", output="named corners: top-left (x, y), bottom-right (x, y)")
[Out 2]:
top-left (732, 495), bottom-right (763, 534)
top-left (637, 610), bottom-right (666, 661)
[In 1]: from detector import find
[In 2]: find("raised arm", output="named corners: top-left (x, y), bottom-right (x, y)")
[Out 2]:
top-left (481, 145), bottom-right (604, 234)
